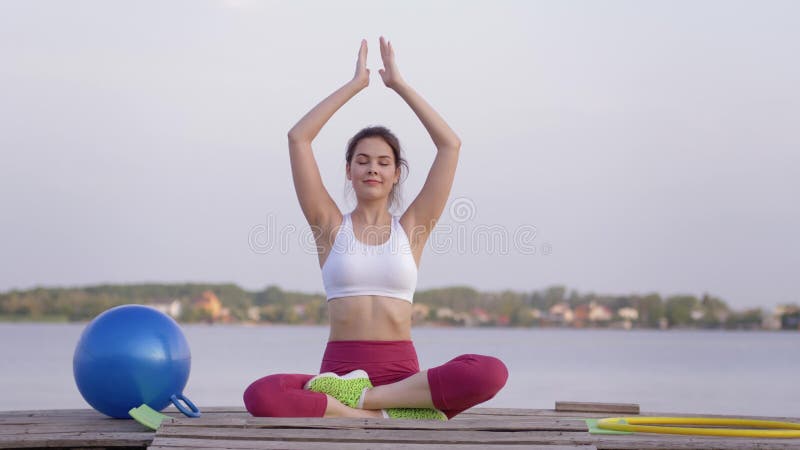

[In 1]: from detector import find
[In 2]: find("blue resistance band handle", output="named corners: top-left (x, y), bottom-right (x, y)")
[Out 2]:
top-left (170, 393), bottom-right (201, 417)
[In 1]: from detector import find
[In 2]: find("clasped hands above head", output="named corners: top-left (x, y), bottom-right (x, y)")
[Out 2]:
top-left (352, 36), bottom-right (406, 91)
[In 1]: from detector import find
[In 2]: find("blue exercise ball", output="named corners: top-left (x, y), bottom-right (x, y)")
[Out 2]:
top-left (73, 304), bottom-right (199, 418)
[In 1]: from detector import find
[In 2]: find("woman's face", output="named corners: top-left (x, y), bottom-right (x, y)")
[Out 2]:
top-left (347, 136), bottom-right (400, 202)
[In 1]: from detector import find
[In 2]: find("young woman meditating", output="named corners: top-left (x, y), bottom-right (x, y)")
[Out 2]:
top-left (244, 37), bottom-right (508, 420)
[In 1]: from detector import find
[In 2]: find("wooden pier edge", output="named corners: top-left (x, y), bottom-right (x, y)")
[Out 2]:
top-left (555, 401), bottom-right (640, 415)
top-left (1, 402), bottom-right (800, 450)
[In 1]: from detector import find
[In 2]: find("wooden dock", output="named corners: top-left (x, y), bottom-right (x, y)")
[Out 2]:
top-left (3, 402), bottom-right (800, 449)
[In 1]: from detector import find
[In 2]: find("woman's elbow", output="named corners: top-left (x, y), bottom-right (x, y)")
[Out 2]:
top-left (446, 132), bottom-right (462, 150)
top-left (440, 138), bottom-right (461, 152)
top-left (287, 131), bottom-right (311, 146)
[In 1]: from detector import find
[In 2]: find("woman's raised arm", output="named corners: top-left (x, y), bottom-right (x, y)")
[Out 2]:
top-left (378, 37), bottom-right (461, 151)
top-left (380, 36), bottom-right (461, 245)
top-left (288, 40), bottom-right (369, 227)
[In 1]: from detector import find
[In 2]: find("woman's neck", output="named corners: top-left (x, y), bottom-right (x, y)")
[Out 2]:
top-left (351, 206), bottom-right (392, 225)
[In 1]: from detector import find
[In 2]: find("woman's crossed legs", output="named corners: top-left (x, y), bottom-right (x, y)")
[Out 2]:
top-left (243, 341), bottom-right (508, 419)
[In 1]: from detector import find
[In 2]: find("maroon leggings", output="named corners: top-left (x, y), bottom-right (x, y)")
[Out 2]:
top-left (243, 340), bottom-right (508, 419)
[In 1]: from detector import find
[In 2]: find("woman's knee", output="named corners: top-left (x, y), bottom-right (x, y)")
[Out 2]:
top-left (476, 355), bottom-right (508, 393)
top-left (243, 373), bottom-right (321, 417)
top-left (456, 354), bottom-right (509, 396)
top-left (243, 374), bottom-right (284, 417)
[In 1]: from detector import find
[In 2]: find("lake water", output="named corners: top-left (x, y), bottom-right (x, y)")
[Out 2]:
top-left (1, 323), bottom-right (798, 417)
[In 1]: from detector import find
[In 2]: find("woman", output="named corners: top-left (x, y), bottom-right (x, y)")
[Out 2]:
top-left (243, 37), bottom-right (508, 420)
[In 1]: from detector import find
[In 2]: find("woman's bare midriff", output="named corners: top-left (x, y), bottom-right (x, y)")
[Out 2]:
top-left (327, 295), bottom-right (413, 341)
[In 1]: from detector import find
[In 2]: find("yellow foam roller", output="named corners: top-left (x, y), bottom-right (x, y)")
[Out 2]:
top-left (597, 416), bottom-right (800, 438)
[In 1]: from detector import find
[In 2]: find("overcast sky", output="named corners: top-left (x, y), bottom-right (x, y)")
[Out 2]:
top-left (1, 1), bottom-right (798, 309)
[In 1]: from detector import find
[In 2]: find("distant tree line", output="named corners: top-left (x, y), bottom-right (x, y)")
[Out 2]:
top-left (0, 283), bottom-right (796, 330)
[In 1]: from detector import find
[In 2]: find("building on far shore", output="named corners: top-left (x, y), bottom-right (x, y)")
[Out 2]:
top-left (618, 307), bottom-right (639, 322)
top-left (762, 306), bottom-right (785, 330)
top-left (192, 290), bottom-right (228, 322)
top-left (547, 303), bottom-right (574, 326)
top-left (149, 299), bottom-right (182, 319)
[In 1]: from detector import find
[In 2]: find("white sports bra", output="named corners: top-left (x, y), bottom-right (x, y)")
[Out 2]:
top-left (321, 212), bottom-right (418, 303)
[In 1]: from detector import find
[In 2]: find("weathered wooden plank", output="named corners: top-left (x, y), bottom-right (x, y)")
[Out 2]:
top-left (168, 406), bottom-right (531, 416)
top-left (246, 416), bottom-right (588, 431)
top-left (0, 431), bottom-right (153, 449)
top-left (149, 437), bottom-right (595, 450)
top-left (191, 406), bottom-right (544, 414)
top-left (4, 407), bottom-right (795, 427)
top-left (0, 408), bottom-right (188, 418)
top-left (149, 437), bottom-right (596, 450)
top-left (0, 416), bottom-right (136, 425)
top-left (162, 416), bottom-right (586, 432)
top-left (594, 433), bottom-right (800, 450)
top-left (0, 409), bottom-right (109, 418)
top-left (156, 426), bottom-right (594, 446)
top-left (0, 422), bottom-right (149, 435)
top-left (0, 408), bottom-right (583, 427)
top-left (556, 402), bottom-right (640, 415)
top-left (460, 408), bottom-right (560, 416)
top-left (152, 406), bottom-right (521, 415)
top-left (0, 408), bottom-right (182, 419)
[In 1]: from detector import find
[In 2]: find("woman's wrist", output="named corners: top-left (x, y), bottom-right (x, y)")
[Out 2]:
top-left (349, 77), bottom-right (369, 92)
top-left (389, 78), bottom-right (409, 93)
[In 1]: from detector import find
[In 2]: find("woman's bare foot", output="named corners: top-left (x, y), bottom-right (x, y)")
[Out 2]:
top-left (323, 394), bottom-right (384, 418)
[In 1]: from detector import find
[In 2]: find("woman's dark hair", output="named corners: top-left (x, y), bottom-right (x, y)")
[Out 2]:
top-left (344, 126), bottom-right (409, 213)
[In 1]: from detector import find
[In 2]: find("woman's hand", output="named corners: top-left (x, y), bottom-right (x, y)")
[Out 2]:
top-left (379, 36), bottom-right (406, 90)
top-left (352, 39), bottom-right (370, 89)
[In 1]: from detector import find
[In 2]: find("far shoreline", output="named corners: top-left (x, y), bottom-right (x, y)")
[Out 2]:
top-left (1, 319), bottom-right (794, 333)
